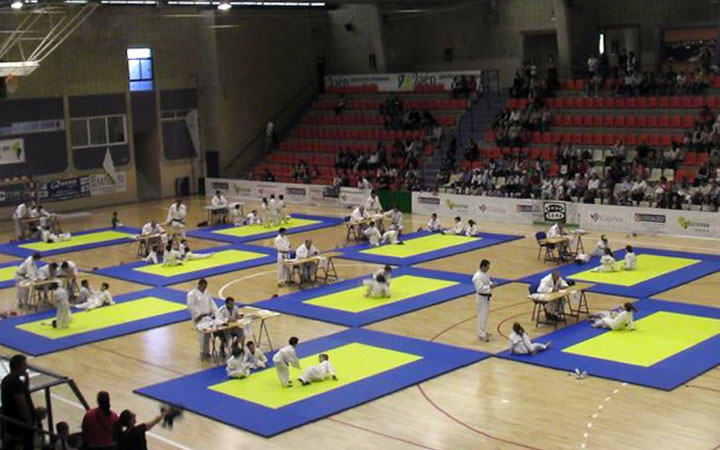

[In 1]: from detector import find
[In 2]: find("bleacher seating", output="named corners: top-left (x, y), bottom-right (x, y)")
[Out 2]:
top-left (253, 83), bottom-right (470, 184)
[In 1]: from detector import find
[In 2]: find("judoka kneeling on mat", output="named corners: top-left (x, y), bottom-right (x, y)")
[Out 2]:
top-left (364, 221), bottom-right (401, 247)
top-left (50, 282), bottom-right (71, 329)
top-left (591, 248), bottom-right (618, 272)
top-left (591, 302), bottom-right (636, 331)
top-left (363, 265), bottom-right (392, 298)
top-left (298, 353), bottom-right (337, 386)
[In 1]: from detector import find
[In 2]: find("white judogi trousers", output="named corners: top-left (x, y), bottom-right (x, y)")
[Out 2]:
top-left (477, 294), bottom-right (490, 340)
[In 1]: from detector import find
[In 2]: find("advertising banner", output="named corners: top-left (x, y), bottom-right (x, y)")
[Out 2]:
top-left (0, 138), bottom-right (25, 165)
top-left (411, 192), bottom-right (534, 224)
top-left (324, 70), bottom-right (483, 93)
top-left (0, 182), bottom-right (28, 208)
top-left (205, 178), bottom-right (346, 207)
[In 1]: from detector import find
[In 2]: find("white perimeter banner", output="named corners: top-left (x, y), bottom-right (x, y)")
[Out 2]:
top-left (577, 203), bottom-right (720, 239)
top-left (0, 138), bottom-right (25, 165)
top-left (205, 178), bottom-right (355, 208)
top-left (412, 192), bottom-right (534, 224)
top-left (412, 191), bottom-right (720, 239)
top-left (324, 70), bottom-right (483, 93)
top-left (88, 171), bottom-right (126, 196)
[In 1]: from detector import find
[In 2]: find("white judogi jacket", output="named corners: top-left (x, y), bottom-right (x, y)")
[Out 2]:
top-left (465, 224), bottom-right (479, 236)
top-left (243, 348), bottom-right (268, 368)
top-left (537, 273), bottom-right (569, 293)
top-left (272, 345), bottom-right (300, 368)
top-left (39, 265), bottom-right (58, 281)
top-left (274, 235), bottom-right (291, 262)
top-left (547, 224), bottom-right (563, 238)
top-left (295, 243), bottom-right (319, 259)
top-left (12, 203), bottom-right (28, 220)
top-left (350, 207), bottom-right (368, 224)
top-left (387, 210), bottom-right (404, 231)
top-left (427, 217), bottom-right (442, 231)
top-left (365, 196), bottom-right (382, 213)
top-left (268, 198), bottom-right (279, 215)
top-left (229, 207), bottom-right (244, 225)
top-left (449, 221), bottom-right (465, 235)
top-left (16, 256), bottom-right (41, 280)
top-left (166, 203), bottom-right (187, 224)
top-left (373, 268), bottom-right (391, 284)
top-left (604, 310), bottom-right (635, 330)
top-left (509, 331), bottom-right (536, 354)
top-left (226, 355), bottom-right (245, 377)
top-left (623, 252), bottom-right (637, 270)
top-left (141, 222), bottom-right (165, 236)
top-left (364, 226), bottom-right (382, 246)
top-left (211, 194), bottom-right (228, 207)
top-left (216, 304), bottom-right (243, 323)
top-left (472, 270), bottom-right (492, 298)
top-left (593, 239), bottom-right (608, 257)
top-left (598, 255), bottom-right (618, 272)
top-left (59, 261), bottom-right (78, 277)
top-left (245, 212), bottom-right (261, 225)
top-left (186, 288), bottom-right (218, 324)
top-left (78, 286), bottom-right (95, 304)
top-left (300, 360), bottom-right (336, 382)
top-left (163, 249), bottom-right (183, 266)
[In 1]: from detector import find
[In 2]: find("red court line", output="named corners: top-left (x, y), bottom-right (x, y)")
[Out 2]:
top-left (329, 418), bottom-right (441, 450)
top-left (430, 299), bottom-right (530, 342)
top-left (496, 311), bottom-right (528, 339)
top-left (417, 385), bottom-right (543, 450)
top-left (687, 384), bottom-right (720, 395)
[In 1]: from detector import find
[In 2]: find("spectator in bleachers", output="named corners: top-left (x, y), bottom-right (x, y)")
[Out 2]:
top-left (676, 71), bottom-right (688, 95)
top-left (464, 138), bottom-right (479, 162)
top-left (262, 168), bottom-right (275, 182)
top-left (546, 55), bottom-right (558, 93)
top-left (334, 94), bottom-right (348, 115)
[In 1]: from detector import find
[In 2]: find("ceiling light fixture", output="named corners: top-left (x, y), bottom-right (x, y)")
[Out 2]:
top-left (217, 0), bottom-right (231, 10)
top-left (10, 0), bottom-right (24, 9)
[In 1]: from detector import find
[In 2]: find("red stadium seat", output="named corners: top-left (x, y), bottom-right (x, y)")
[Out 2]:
top-left (573, 97), bottom-right (584, 109)
top-left (647, 115), bottom-right (658, 127)
top-left (603, 115), bottom-right (614, 127)
top-left (625, 116), bottom-right (637, 128)
top-left (685, 153), bottom-right (697, 165)
top-left (592, 97), bottom-right (603, 109)
top-left (698, 152), bottom-right (709, 165)
top-left (582, 115), bottom-right (592, 127)
top-left (681, 116), bottom-right (695, 128)
top-left (562, 115), bottom-right (572, 126)
top-left (603, 133), bottom-right (615, 145)
top-left (670, 115), bottom-right (682, 128)
top-left (615, 115), bottom-right (625, 127)
top-left (659, 134), bottom-right (671, 147)
top-left (615, 98), bottom-right (626, 109)
top-left (592, 115), bottom-right (602, 127)
top-left (637, 115), bottom-right (647, 127)
top-left (582, 97), bottom-right (593, 109)
top-left (572, 115), bottom-right (583, 126)
top-left (659, 97), bottom-right (669, 108)
top-left (648, 134), bottom-right (660, 146)
top-left (669, 97), bottom-right (681, 108)
top-left (692, 96), bottom-right (704, 108)
top-left (625, 134), bottom-right (638, 145)
top-left (603, 97), bottom-right (615, 108)
top-left (626, 97), bottom-right (637, 108)
top-left (647, 97), bottom-right (658, 108)
top-left (637, 97), bottom-right (648, 109)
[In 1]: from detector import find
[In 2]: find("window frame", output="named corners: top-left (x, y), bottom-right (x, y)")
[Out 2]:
top-left (70, 114), bottom-right (127, 149)
top-left (127, 46), bottom-right (154, 91)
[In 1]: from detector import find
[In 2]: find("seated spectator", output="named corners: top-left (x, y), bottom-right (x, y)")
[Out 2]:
top-left (82, 391), bottom-right (119, 449)
top-left (262, 168), bottom-right (275, 182)
top-left (334, 94), bottom-right (348, 115)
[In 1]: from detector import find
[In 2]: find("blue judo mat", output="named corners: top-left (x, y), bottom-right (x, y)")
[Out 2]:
top-left (0, 226), bottom-right (140, 258)
top-left (496, 298), bottom-right (720, 390)
top-left (135, 328), bottom-right (489, 437)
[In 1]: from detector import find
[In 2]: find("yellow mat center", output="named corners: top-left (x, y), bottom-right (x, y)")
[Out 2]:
top-left (17, 297), bottom-right (186, 339)
top-left (0, 266), bottom-right (17, 282)
top-left (134, 249), bottom-right (267, 276)
top-left (360, 234), bottom-right (478, 257)
top-left (209, 342), bottom-right (421, 408)
top-left (212, 218), bottom-right (321, 238)
top-left (19, 230), bottom-right (133, 251)
top-left (304, 275), bottom-right (458, 312)
top-left (563, 311), bottom-right (720, 366)
top-left (569, 254), bottom-right (699, 286)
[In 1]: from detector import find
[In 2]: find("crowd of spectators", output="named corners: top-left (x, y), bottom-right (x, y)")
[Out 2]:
top-left (378, 94), bottom-right (440, 131)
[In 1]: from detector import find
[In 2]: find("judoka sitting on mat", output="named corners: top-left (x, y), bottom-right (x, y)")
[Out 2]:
top-left (591, 302), bottom-right (636, 330)
top-left (509, 322), bottom-right (552, 355)
top-left (443, 216), bottom-right (465, 235)
top-left (363, 266), bottom-right (392, 298)
top-left (75, 282), bottom-right (114, 311)
top-left (620, 245), bottom-right (637, 270)
top-left (364, 221), bottom-right (401, 246)
top-left (425, 213), bottom-right (442, 232)
top-left (591, 248), bottom-right (618, 272)
top-left (298, 353), bottom-right (337, 386)
top-left (227, 341), bottom-right (268, 380)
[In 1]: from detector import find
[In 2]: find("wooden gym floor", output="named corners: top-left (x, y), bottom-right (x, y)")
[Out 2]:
top-left (0, 196), bottom-right (718, 450)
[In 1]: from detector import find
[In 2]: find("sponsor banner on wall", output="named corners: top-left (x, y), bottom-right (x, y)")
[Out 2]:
top-left (88, 172), bottom-right (126, 196)
top-left (38, 177), bottom-right (90, 203)
top-left (0, 182), bottom-right (28, 208)
top-left (324, 70), bottom-right (483, 93)
top-left (0, 138), bottom-right (25, 165)
top-left (205, 178), bottom-right (346, 207)
top-left (411, 192), bottom-right (534, 224)
top-left (578, 204), bottom-right (720, 239)
top-left (339, 187), bottom-right (371, 207)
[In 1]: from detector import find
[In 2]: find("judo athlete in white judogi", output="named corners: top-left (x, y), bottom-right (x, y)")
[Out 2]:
top-left (350, 205), bottom-right (369, 224)
top-left (465, 220), bottom-right (479, 237)
top-left (591, 302), bottom-right (636, 330)
top-left (536, 271), bottom-right (570, 319)
top-left (166, 199), bottom-right (187, 239)
top-left (298, 353), bottom-right (337, 385)
top-left (364, 222), bottom-right (400, 247)
top-left (50, 283), bottom-right (71, 329)
top-left (216, 297), bottom-right (245, 353)
top-left (14, 253), bottom-right (42, 307)
top-left (245, 210), bottom-right (262, 226)
top-left (472, 259), bottom-right (495, 342)
top-left (547, 220), bottom-right (575, 258)
top-left (295, 239), bottom-right (323, 281)
top-left (509, 322), bottom-right (551, 355)
top-left (179, 241), bottom-right (213, 262)
top-left (75, 282), bottom-right (114, 311)
top-left (365, 191), bottom-right (383, 214)
top-left (273, 337), bottom-right (301, 387)
top-left (162, 243), bottom-right (184, 267)
top-left (140, 220), bottom-right (167, 255)
top-left (226, 345), bottom-right (248, 378)
top-left (591, 248), bottom-right (618, 272)
top-left (260, 198), bottom-right (271, 227)
top-left (210, 190), bottom-right (229, 223)
top-left (592, 235), bottom-right (610, 257)
top-left (76, 280), bottom-right (95, 304)
top-left (186, 279), bottom-right (219, 358)
top-left (229, 204), bottom-right (244, 226)
top-left (385, 206), bottom-right (404, 234)
top-left (277, 195), bottom-right (288, 224)
top-left (268, 195), bottom-right (280, 226)
top-left (621, 245), bottom-right (637, 270)
top-left (38, 262), bottom-right (60, 301)
top-left (144, 245), bottom-right (160, 264)
top-left (363, 266), bottom-right (392, 298)
top-left (444, 216), bottom-right (465, 235)
top-left (12, 201), bottom-right (32, 240)
top-left (275, 228), bottom-right (292, 285)
top-left (243, 341), bottom-right (267, 373)
top-left (426, 213), bottom-right (442, 232)
top-left (40, 226), bottom-right (71, 243)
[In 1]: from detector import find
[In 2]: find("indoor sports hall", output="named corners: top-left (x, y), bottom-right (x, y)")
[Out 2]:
top-left (0, 1), bottom-right (719, 449)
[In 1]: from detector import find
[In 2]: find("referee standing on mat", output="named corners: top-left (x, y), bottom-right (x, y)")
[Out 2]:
top-left (472, 259), bottom-right (495, 342)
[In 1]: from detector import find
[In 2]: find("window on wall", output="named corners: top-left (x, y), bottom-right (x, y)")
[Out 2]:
top-left (127, 47), bottom-right (154, 91)
top-left (70, 115), bottom-right (127, 149)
